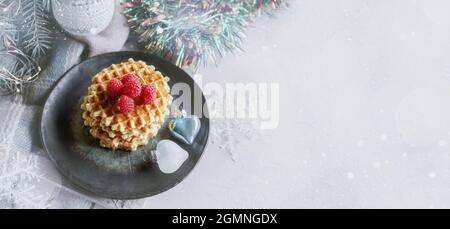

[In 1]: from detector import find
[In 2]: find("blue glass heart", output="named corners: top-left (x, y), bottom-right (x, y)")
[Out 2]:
top-left (169, 115), bottom-right (201, 145)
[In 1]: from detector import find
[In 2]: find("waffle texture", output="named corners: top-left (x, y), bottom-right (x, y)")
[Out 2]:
top-left (81, 58), bottom-right (173, 151)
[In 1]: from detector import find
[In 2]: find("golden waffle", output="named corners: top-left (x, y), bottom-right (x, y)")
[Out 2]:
top-left (89, 126), bottom-right (153, 151)
top-left (81, 58), bottom-right (173, 151)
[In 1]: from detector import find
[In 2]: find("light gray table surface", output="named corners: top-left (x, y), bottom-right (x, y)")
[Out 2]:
top-left (5, 0), bottom-right (450, 208)
top-left (144, 0), bottom-right (450, 209)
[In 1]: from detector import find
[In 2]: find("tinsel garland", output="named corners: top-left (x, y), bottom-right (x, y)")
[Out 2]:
top-left (122, 0), bottom-right (288, 72)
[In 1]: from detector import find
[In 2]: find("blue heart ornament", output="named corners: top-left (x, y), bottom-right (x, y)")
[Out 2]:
top-left (168, 115), bottom-right (201, 145)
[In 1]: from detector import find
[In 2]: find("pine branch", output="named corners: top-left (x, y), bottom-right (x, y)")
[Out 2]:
top-left (21, 0), bottom-right (53, 58)
top-left (0, 0), bottom-right (54, 57)
top-left (0, 1), bottom-right (18, 49)
top-left (42, 0), bottom-right (51, 12)
top-left (0, 0), bottom-right (14, 9)
top-left (0, 0), bottom-right (54, 94)
top-left (0, 16), bottom-right (17, 49)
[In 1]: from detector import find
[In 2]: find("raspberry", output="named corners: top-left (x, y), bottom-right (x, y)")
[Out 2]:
top-left (107, 78), bottom-right (124, 98)
top-left (140, 84), bottom-right (157, 105)
top-left (122, 80), bottom-right (142, 98)
top-left (121, 73), bottom-right (140, 85)
top-left (116, 95), bottom-right (135, 115)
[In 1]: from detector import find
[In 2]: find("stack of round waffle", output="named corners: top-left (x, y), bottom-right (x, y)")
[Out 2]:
top-left (81, 58), bottom-right (173, 151)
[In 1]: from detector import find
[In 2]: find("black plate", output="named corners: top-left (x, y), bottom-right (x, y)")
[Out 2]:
top-left (41, 52), bottom-right (209, 199)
